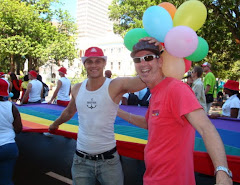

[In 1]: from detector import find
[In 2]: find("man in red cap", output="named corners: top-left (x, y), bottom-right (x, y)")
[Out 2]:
top-left (49, 46), bottom-right (147, 185)
top-left (20, 70), bottom-right (43, 104)
top-left (48, 67), bottom-right (71, 106)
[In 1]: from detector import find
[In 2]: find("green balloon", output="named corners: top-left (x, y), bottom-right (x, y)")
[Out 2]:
top-left (124, 28), bottom-right (150, 51)
top-left (186, 36), bottom-right (209, 62)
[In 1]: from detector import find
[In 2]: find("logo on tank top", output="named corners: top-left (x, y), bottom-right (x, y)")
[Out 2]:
top-left (87, 98), bottom-right (97, 109)
top-left (152, 110), bottom-right (159, 116)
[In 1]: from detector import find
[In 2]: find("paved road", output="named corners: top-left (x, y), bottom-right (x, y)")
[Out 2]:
top-left (13, 132), bottom-right (239, 185)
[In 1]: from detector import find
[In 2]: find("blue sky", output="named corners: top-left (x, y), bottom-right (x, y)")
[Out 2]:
top-left (51, 0), bottom-right (77, 20)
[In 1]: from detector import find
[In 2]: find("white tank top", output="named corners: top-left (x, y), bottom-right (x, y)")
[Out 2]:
top-left (57, 77), bottom-right (71, 101)
top-left (0, 101), bottom-right (15, 146)
top-left (29, 79), bottom-right (42, 102)
top-left (75, 78), bottom-right (119, 154)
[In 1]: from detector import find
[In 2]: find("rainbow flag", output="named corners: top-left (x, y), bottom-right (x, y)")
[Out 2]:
top-left (17, 104), bottom-right (240, 183)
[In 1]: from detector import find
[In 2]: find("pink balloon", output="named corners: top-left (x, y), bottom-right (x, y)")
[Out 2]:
top-left (184, 59), bottom-right (192, 72)
top-left (164, 26), bottom-right (198, 58)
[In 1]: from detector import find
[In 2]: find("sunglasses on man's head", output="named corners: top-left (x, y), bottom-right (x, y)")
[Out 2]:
top-left (133, 54), bottom-right (160, 63)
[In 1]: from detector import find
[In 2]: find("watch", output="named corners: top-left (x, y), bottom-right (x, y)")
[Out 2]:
top-left (214, 166), bottom-right (232, 178)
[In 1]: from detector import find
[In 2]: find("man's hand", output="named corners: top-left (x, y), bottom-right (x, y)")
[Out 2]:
top-left (140, 37), bottom-right (161, 47)
top-left (209, 113), bottom-right (221, 119)
top-left (216, 171), bottom-right (233, 185)
top-left (49, 122), bottom-right (59, 131)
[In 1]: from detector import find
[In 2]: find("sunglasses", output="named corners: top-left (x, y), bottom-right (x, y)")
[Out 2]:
top-left (133, 54), bottom-right (160, 63)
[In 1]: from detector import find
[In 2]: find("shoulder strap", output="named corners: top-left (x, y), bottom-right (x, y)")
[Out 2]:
top-left (142, 88), bottom-right (150, 101)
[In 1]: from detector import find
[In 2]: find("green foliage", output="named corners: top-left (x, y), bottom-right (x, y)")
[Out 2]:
top-left (0, 0), bottom-right (78, 73)
top-left (108, 0), bottom-right (240, 80)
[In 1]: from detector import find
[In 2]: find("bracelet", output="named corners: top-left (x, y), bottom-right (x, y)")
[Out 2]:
top-left (128, 113), bottom-right (132, 123)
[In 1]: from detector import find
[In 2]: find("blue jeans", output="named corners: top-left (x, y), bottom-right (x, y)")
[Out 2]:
top-left (0, 142), bottom-right (19, 185)
top-left (71, 151), bottom-right (124, 185)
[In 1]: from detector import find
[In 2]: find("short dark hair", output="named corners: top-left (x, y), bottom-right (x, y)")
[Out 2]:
top-left (193, 66), bottom-right (203, 78)
top-left (24, 75), bottom-right (29, 81)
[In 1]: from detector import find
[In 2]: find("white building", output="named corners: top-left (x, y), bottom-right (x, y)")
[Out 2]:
top-left (76, 0), bottom-right (135, 77)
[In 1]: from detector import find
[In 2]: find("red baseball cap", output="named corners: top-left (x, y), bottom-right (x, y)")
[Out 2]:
top-left (0, 78), bottom-right (9, 96)
top-left (202, 62), bottom-right (211, 68)
top-left (28, 70), bottom-right (38, 78)
top-left (224, 80), bottom-right (239, 91)
top-left (81, 47), bottom-right (107, 63)
top-left (0, 72), bottom-right (5, 77)
top-left (58, 67), bottom-right (67, 74)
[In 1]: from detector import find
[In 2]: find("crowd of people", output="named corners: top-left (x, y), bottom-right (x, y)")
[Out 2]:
top-left (0, 37), bottom-right (239, 185)
top-left (183, 61), bottom-right (240, 119)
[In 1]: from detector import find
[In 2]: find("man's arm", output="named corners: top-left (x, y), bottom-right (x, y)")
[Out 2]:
top-left (49, 83), bottom-right (80, 131)
top-left (117, 108), bottom-right (148, 129)
top-left (48, 80), bottom-right (62, 104)
top-left (69, 85), bottom-right (71, 96)
top-left (109, 76), bottom-right (146, 104)
top-left (41, 83), bottom-right (43, 99)
top-left (185, 109), bottom-right (232, 185)
top-left (20, 83), bottom-right (32, 105)
top-left (230, 108), bottom-right (239, 118)
top-left (193, 84), bottom-right (202, 101)
top-left (12, 103), bottom-right (22, 133)
top-left (205, 84), bottom-right (211, 94)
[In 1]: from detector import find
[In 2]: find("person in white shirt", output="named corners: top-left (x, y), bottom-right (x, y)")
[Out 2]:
top-left (0, 78), bottom-right (22, 185)
top-left (48, 46), bottom-right (146, 185)
top-left (20, 70), bottom-right (43, 104)
top-left (210, 80), bottom-right (240, 119)
top-left (48, 67), bottom-right (71, 107)
top-left (191, 66), bottom-right (207, 112)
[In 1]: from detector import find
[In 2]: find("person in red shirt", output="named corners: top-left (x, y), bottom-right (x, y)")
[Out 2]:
top-left (9, 73), bottom-right (21, 102)
top-left (117, 38), bottom-right (232, 185)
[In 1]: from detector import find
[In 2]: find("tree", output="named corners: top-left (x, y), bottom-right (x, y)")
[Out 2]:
top-left (0, 0), bottom-right (78, 74)
top-left (109, 0), bottom-right (240, 80)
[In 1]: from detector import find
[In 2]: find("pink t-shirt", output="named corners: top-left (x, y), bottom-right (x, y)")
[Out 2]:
top-left (144, 77), bottom-right (202, 185)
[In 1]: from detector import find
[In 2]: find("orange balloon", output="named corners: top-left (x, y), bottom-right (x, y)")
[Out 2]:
top-left (162, 51), bottom-right (185, 80)
top-left (159, 2), bottom-right (177, 20)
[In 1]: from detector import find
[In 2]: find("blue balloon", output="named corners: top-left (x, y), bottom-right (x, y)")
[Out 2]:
top-left (143, 6), bottom-right (173, 42)
top-left (9, 92), bottom-right (13, 98)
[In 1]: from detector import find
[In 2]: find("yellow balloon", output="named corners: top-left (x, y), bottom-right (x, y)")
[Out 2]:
top-left (173, 0), bottom-right (207, 31)
top-left (162, 51), bottom-right (185, 80)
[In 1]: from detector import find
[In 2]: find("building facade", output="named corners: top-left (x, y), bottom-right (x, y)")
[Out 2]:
top-left (76, 0), bottom-right (135, 77)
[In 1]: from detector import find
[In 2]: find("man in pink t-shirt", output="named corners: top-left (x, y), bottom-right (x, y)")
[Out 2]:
top-left (117, 39), bottom-right (232, 185)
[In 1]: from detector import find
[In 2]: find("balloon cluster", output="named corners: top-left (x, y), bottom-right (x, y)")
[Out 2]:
top-left (124, 0), bottom-right (209, 80)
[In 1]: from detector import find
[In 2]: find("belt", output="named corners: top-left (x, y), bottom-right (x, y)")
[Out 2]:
top-left (75, 147), bottom-right (117, 160)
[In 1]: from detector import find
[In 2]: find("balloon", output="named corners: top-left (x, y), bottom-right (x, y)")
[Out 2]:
top-left (162, 51), bottom-right (185, 80)
top-left (164, 26), bottom-right (198, 58)
top-left (124, 28), bottom-right (150, 51)
top-left (158, 2), bottom-right (177, 20)
top-left (186, 37), bottom-right (209, 62)
top-left (184, 59), bottom-right (192, 72)
top-left (173, 0), bottom-right (207, 31)
top-left (9, 92), bottom-right (13, 98)
top-left (143, 6), bottom-right (173, 42)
